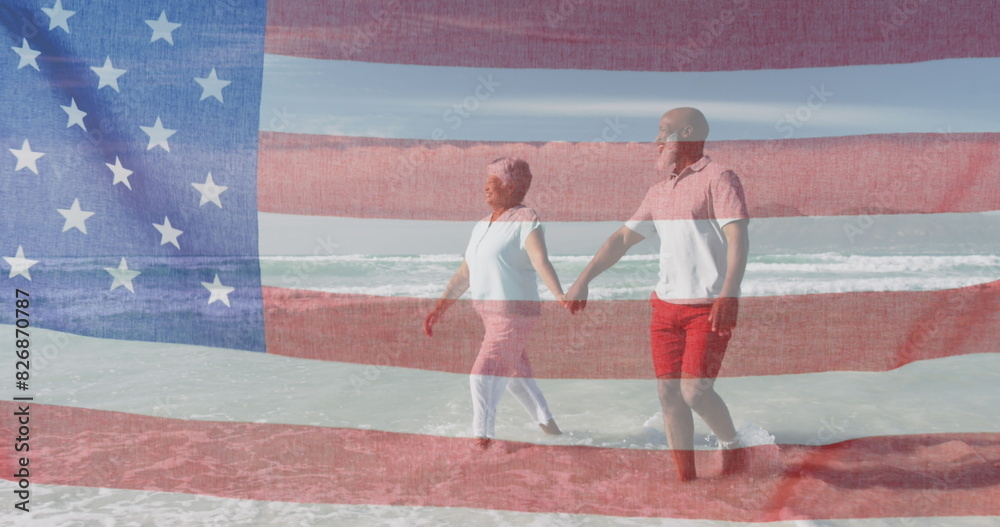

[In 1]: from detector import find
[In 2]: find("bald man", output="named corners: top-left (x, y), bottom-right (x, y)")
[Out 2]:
top-left (565, 107), bottom-right (749, 481)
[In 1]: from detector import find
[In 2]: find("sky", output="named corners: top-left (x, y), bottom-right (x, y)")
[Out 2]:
top-left (260, 56), bottom-right (1000, 142)
top-left (257, 56), bottom-right (1000, 256)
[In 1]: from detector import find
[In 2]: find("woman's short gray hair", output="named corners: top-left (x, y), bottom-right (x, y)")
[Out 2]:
top-left (488, 157), bottom-right (532, 202)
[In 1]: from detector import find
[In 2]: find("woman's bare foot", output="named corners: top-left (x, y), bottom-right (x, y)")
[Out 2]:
top-left (475, 437), bottom-right (492, 450)
top-left (539, 418), bottom-right (562, 435)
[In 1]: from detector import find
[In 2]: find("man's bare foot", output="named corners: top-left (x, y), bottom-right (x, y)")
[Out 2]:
top-left (718, 435), bottom-right (747, 475)
top-left (539, 418), bottom-right (562, 435)
top-left (721, 447), bottom-right (749, 476)
top-left (475, 437), bottom-right (492, 450)
top-left (671, 449), bottom-right (697, 482)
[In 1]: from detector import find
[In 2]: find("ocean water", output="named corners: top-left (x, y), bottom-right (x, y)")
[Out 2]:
top-left (5, 252), bottom-right (999, 525)
top-left (260, 252), bottom-right (1000, 298)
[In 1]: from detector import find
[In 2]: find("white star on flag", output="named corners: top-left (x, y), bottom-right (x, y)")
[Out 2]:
top-left (105, 258), bottom-right (140, 293)
top-left (4, 246), bottom-right (38, 281)
top-left (140, 117), bottom-right (176, 152)
top-left (152, 217), bottom-right (183, 249)
top-left (146, 11), bottom-right (181, 45)
top-left (57, 198), bottom-right (95, 234)
top-left (10, 139), bottom-right (45, 174)
top-left (41, 0), bottom-right (76, 33)
top-left (194, 67), bottom-right (231, 103)
top-left (202, 274), bottom-right (235, 307)
top-left (11, 39), bottom-right (41, 71)
top-left (106, 156), bottom-right (134, 189)
top-left (91, 57), bottom-right (126, 92)
top-left (61, 98), bottom-right (87, 130)
top-left (192, 172), bottom-right (228, 207)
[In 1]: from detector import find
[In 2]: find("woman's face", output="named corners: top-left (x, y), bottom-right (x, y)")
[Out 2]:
top-left (484, 173), bottom-right (514, 208)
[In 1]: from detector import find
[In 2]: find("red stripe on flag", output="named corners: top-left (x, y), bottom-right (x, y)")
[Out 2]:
top-left (264, 0), bottom-right (1000, 72)
top-left (263, 279), bottom-right (1000, 378)
top-left (6, 403), bottom-right (998, 520)
top-left (257, 132), bottom-right (1000, 221)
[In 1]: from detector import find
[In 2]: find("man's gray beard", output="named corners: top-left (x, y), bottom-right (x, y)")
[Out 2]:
top-left (656, 148), bottom-right (672, 172)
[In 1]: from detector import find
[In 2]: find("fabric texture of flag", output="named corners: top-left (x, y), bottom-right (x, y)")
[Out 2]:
top-left (2, 0), bottom-right (999, 525)
top-left (1, 0), bottom-right (267, 352)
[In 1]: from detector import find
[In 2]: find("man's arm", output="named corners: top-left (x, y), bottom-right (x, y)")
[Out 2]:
top-left (565, 225), bottom-right (645, 313)
top-left (709, 219), bottom-right (749, 333)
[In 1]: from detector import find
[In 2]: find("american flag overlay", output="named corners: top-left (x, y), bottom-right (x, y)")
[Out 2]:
top-left (2, 0), bottom-right (1000, 525)
top-left (1, 0), bottom-right (267, 352)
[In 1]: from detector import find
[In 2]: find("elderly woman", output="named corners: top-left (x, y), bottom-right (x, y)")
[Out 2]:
top-left (424, 157), bottom-right (566, 449)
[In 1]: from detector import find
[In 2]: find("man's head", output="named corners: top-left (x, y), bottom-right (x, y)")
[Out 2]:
top-left (654, 107), bottom-right (709, 172)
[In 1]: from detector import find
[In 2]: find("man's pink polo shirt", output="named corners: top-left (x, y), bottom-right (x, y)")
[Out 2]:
top-left (624, 155), bottom-right (749, 304)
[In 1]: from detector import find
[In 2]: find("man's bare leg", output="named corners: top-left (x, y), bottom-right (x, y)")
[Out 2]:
top-left (680, 377), bottom-right (736, 442)
top-left (680, 377), bottom-right (746, 474)
top-left (658, 378), bottom-right (697, 481)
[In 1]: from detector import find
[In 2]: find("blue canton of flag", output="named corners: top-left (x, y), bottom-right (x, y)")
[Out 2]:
top-left (0, 0), bottom-right (268, 352)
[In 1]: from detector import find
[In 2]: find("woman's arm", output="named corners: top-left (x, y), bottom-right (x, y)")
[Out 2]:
top-left (525, 228), bottom-right (567, 307)
top-left (424, 259), bottom-right (470, 337)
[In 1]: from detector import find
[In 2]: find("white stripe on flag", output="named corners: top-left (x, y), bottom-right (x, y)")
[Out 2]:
top-left (258, 211), bottom-right (1000, 258)
top-left (5, 481), bottom-right (998, 527)
top-left (13, 326), bottom-right (1000, 448)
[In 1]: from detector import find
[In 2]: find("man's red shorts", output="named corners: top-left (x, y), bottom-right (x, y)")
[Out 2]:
top-left (650, 293), bottom-right (731, 379)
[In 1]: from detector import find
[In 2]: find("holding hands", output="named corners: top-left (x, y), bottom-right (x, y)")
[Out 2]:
top-left (564, 281), bottom-right (588, 314)
top-left (553, 292), bottom-right (570, 310)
